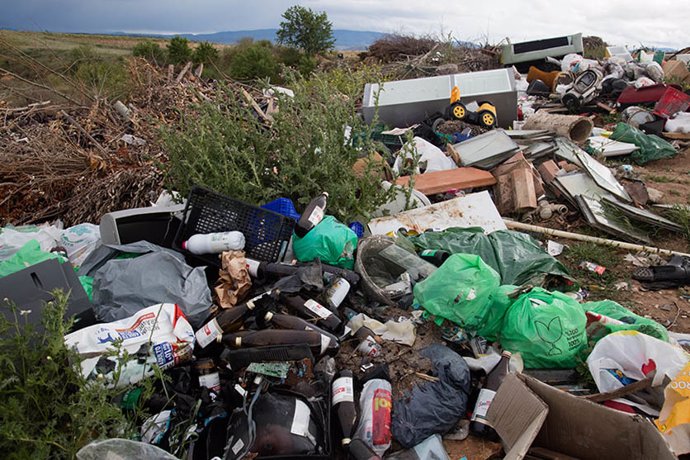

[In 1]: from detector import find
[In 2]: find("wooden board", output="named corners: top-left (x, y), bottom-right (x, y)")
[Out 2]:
top-left (394, 167), bottom-right (496, 195)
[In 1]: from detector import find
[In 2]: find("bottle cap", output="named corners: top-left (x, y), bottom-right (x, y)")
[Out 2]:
top-left (322, 192), bottom-right (329, 198)
top-left (502, 350), bottom-right (512, 357)
top-left (181, 241), bottom-right (187, 250)
top-left (264, 312), bottom-right (274, 321)
top-left (341, 438), bottom-right (351, 446)
top-left (235, 337), bottom-right (242, 347)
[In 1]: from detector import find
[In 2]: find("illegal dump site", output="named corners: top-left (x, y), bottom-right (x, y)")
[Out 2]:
top-left (3, 30), bottom-right (690, 460)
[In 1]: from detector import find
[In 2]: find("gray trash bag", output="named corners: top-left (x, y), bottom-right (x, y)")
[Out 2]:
top-left (391, 344), bottom-right (471, 448)
top-left (81, 241), bottom-right (212, 329)
top-left (76, 439), bottom-right (177, 460)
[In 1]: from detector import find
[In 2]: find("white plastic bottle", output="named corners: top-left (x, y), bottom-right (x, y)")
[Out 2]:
top-left (182, 231), bottom-right (245, 255)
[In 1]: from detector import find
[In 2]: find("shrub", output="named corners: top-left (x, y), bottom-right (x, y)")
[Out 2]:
top-left (277, 46), bottom-right (317, 76)
top-left (0, 292), bottom-right (148, 459)
top-left (133, 40), bottom-right (166, 65)
top-left (163, 68), bottom-right (396, 223)
top-left (75, 59), bottom-right (129, 99)
top-left (228, 41), bottom-right (279, 81)
top-left (193, 41), bottom-right (219, 65)
top-left (167, 36), bottom-right (193, 65)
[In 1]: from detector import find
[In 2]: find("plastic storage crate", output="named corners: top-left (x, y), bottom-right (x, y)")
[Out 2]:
top-left (653, 87), bottom-right (690, 119)
top-left (261, 197), bottom-right (300, 221)
top-left (174, 186), bottom-right (294, 264)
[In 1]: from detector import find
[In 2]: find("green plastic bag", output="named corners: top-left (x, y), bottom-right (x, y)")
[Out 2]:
top-left (413, 254), bottom-right (500, 331)
top-left (584, 299), bottom-right (668, 342)
top-left (292, 216), bottom-right (358, 269)
top-left (500, 288), bottom-right (587, 369)
top-left (609, 122), bottom-right (677, 165)
top-left (409, 227), bottom-right (573, 288)
top-left (0, 240), bottom-right (65, 278)
top-left (477, 284), bottom-right (519, 341)
top-left (0, 240), bottom-right (94, 300)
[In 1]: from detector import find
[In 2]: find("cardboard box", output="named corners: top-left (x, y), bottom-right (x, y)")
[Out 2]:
top-left (487, 373), bottom-right (676, 460)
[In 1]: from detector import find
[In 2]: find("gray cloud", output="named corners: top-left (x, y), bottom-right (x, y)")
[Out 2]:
top-left (1, 0), bottom-right (688, 48)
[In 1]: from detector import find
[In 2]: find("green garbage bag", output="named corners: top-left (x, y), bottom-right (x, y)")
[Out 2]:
top-left (0, 240), bottom-right (65, 277)
top-left (500, 288), bottom-right (587, 368)
top-left (584, 299), bottom-right (668, 342)
top-left (292, 216), bottom-right (358, 269)
top-left (488, 230), bottom-right (572, 288)
top-left (413, 254), bottom-right (500, 331)
top-left (0, 240), bottom-right (94, 301)
top-left (609, 122), bottom-right (677, 165)
top-left (408, 227), bottom-right (573, 288)
top-left (409, 227), bottom-right (499, 271)
top-left (476, 284), bottom-right (519, 341)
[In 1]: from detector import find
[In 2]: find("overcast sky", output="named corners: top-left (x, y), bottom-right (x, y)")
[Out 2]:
top-left (2, 0), bottom-right (689, 49)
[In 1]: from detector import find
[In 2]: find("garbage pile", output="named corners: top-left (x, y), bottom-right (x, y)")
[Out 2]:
top-left (2, 35), bottom-right (690, 460)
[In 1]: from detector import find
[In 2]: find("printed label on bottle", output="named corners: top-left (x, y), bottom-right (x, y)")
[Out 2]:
top-left (320, 334), bottom-right (330, 355)
top-left (371, 388), bottom-right (392, 447)
top-left (420, 249), bottom-right (437, 256)
top-left (304, 299), bottom-right (332, 319)
top-left (332, 376), bottom-right (354, 404)
top-left (199, 372), bottom-right (221, 392)
top-left (231, 438), bottom-right (245, 455)
top-left (195, 318), bottom-right (222, 348)
top-left (307, 207), bottom-right (325, 227)
top-left (290, 399), bottom-right (311, 438)
top-left (471, 388), bottom-right (497, 422)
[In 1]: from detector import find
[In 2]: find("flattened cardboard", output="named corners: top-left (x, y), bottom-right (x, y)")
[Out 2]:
top-left (488, 373), bottom-right (676, 460)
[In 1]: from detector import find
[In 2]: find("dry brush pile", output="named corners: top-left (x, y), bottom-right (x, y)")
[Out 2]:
top-left (0, 58), bottom-right (266, 226)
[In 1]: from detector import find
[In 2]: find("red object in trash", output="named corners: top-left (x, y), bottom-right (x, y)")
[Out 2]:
top-left (617, 83), bottom-right (681, 106)
top-left (653, 87), bottom-right (690, 119)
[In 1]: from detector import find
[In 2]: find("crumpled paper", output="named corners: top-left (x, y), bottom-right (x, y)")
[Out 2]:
top-left (214, 250), bottom-right (251, 308)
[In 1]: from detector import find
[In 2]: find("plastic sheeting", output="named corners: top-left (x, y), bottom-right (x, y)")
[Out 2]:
top-left (409, 227), bottom-right (573, 288)
top-left (76, 439), bottom-right (178, 459)
top-left (609, 122), bottom-right (677, 165)
top-left (292, 216), bottom-right (358, 270)
top-left (391, 345), bottom-right (470, 448)
top-left (79, 241), bottom-right (212, 328)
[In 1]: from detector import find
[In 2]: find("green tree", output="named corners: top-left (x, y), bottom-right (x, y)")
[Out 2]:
top-left (276, 5), bottom-right (335, 56)
top-left (167, 36), bottom-right (192, 64)
top-left (132, 40), bottom-right (166, 65)
top-left (193, 41), bottom-right (219, 64)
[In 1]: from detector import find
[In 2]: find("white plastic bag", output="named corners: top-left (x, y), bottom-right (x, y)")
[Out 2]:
top-left (76, 438), bottom-right (178, 460)
top-left (0, 223), bottom-right (62, 260)
top-left (354, 379), bottom-right (392, 456)
top-left (394, 137), bottom-right (457, 174)
top-left (64, 303), bottom-right (195, 387)
top-left (587, 331), bottom-right (688, 414)
top-left (60, 223), bottom-right (101, 267)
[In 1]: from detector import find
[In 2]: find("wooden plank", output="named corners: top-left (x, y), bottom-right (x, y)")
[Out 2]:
top-left (512, 167), bottom-right (538, 212)
top-left (394, 167), bottom-right (496, 195)
top-left (495, 173), bottom-right (514, 214)
top-left (662, 132), bottom-right (690, 140)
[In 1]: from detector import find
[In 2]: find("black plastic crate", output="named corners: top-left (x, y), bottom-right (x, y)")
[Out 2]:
top-left (174, 186), bottom-right (294, 265)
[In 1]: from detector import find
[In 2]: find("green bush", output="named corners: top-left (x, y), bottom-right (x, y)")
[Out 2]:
top-left (75, 59), bottom-right (129, 99)
top-left (163, 69), bottom-right (396, 223)
top-left (277, 46), bottom-right (317, 76)
top-left (0, 292), bottom-right (146, 459)
top-left (133, 40), bottom-right (166, 65)
top-left (167, 36), bottom-right (193, 65)
top-left (193, 41), bottom-right (219, 65)
top-left (228, 41), bottom-right (280, 81)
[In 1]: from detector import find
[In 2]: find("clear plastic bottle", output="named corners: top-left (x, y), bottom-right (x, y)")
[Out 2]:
top-left (182, 231), bottom-right (245, 254)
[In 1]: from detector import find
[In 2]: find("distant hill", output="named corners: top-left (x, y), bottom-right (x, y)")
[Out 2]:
top-left (127, 29), bottom-right (386, 51)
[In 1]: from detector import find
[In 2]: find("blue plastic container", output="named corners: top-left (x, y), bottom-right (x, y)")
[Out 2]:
top-left (261, 197), bottom-right (300, 221)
